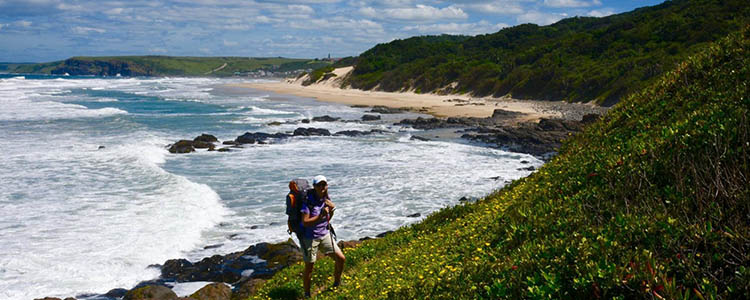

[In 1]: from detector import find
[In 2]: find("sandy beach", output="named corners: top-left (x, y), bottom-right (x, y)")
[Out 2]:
top-left (228, 67), bottom-right (607, 121)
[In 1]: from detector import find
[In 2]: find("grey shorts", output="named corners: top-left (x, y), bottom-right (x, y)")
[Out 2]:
top-left (302, 232), bottom-right (341, 263)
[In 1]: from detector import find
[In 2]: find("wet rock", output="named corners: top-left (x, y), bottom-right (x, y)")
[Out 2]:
top-left (312, 115), bottom-right (340, 122)
top-left (204, 244), bottom-right (223, 250)
top-left (376, 231), bottom-right (393, 238)
top-left (192, 141), bottom-right (215, 150)
top-left (231, 278), bottom-right (266, 300)
top-left (301, 119), bottom-right (310, 124)
top-left (396, 117), bottom-right (448, 130)
top-left (407, 213), bottom-right (421, 218)
top-left (189, 283), bottom-right (231, 300)
top-left (222, 141), bottom-right (238, 145)
top-left (34, 298), bottom-right (62, 300)
top-left (124, 285), bottom-right (177, 300)
top-left (410, 136), bottom-right (430, 142)
top-left (350, 104), bottom-right (370, 108)
top-left (98, 145), bottom-right (105, 150)
top-left (517, 166), bottom-right (536, 171)
top-left (361, 114), bottom-right (381, 121)
top-left (217, 147), bottom-right (231, 152)
top-left (235, 132), bottom-right (291, 144)
top-left (334, 130), bottom-right (370, 137)
top-left (267, 121), bottom-right (282, 126)
top-left (194, 134), bottom-right (218, 143)
top-left (168, 140), bottom-right (196, 154)
top-left (293, 127), bottom-right (331, 136)
top-left (250, 225), bottom-right (260, 230)
top-left (370, 106), bottom-right (405, 114)
top-left (104, 288), bottom-right (129, 298)
top-left (160, 239), bottom-right (301, 284)
top-left (521, 160), bottom-right (529, 164)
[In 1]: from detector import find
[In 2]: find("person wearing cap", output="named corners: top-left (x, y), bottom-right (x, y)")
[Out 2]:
top-left (300, 175), bottom-right (345, 297)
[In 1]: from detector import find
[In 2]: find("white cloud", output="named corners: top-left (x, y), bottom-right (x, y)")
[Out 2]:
top-left (517, 10), bottom-right (567, 25)
top-left (360, 5), bottom-right (467, 21)
top-left (287, 4), bottom-right (315, 15)
top-left (587, 8), bottom-right (615, 17)
top-left (543, 0), bottom-right (601, 8)
top-left (403, 20), bottom-right (508, 35)
top-left (457, 2), bottom-right (524, 15)
top-left (71, 26), bottom-right (105, 34)
top-left (104, 8), bottom-right (124, 15)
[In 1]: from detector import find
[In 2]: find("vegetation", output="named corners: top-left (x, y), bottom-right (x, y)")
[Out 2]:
top-left (8, 56), bottom-right (330, 77)
top-left (338, 0), bottom-right (749, 105)
top-left (251, 26), bottom-right (750, 299)
top-left (303, 65), bottom-right (336, 86)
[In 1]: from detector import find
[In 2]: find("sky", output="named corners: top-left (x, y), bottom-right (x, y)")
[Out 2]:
top-left (0, 0), bottom-right (664, 62)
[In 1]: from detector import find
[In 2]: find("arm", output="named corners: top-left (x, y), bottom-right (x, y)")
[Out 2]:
top-left (302, 209), bottom-right (329, 227)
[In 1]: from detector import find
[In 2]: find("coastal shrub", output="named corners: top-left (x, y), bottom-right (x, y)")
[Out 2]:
top-left (344, 0), bottom-right (750, 105)
top-left (250, 26), bottom-right (750, 299)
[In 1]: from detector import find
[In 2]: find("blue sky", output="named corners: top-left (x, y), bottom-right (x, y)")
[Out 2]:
top-left (0, 0), bottom-right (663, 62)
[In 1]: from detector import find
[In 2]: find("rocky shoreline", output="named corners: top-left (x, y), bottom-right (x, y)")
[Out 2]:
top-left (38, 105), bottom-right (604, 300)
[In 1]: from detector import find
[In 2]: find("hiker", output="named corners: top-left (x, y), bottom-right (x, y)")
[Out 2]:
top-left (301, 175), bottom-right (345, 298)
top-left (286, 178), bottom-right (309, 252)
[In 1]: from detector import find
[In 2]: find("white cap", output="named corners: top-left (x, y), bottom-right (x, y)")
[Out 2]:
top-left (313, 175), bottom-right (327, 186)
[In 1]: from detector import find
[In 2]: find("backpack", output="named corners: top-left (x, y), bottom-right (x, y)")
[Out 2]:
top-left (286, 178), bottom-right (311, 234)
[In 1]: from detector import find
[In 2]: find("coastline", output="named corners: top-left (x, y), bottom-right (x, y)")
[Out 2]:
top-left (228, 69), bottom-right (608, 122)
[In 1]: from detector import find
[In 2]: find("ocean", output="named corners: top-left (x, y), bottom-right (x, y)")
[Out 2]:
top-left (0, 74), bottom-right (542, 299)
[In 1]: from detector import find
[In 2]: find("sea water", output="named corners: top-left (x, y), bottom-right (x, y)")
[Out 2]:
top-left (0, 74), bottom-right (542, 299)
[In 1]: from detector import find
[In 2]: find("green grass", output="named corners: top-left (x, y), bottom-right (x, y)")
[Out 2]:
top-left (250, 27), bottom-right (750, 299)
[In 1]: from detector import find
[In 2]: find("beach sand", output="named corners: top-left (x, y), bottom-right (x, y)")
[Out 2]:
top-left (228, 67), bottom-right (606, 121)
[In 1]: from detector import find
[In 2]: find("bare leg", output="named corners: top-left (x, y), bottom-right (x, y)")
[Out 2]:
top-left (303, 262), bottom-right (314, 296)
top-left (328, 250), bottom-right (346, 286)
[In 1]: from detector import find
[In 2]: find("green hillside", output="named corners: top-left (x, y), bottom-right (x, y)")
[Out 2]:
top-left (9, 56), bottom-right (330, 77)
top-left (251, 26), bottom-right (750, 299)
top-left (340, 0), bottom-right (749, 105)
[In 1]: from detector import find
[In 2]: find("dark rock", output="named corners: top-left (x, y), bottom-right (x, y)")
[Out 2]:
top-left (168, 140), bottom-right (195, 154)
top-left (222, 141), bottom-right (238, 145)
top-left (250, 225), bottom-right (260, 230)
top-left (359, 236), bottom-right (374, 241)
top-left (98, 145), bottom-right (105, 150)
top-left (396, 117), bottom-right (448, 130)
top-left (376, 231), bottom-right (393, 238)
top-left (407, 213), bottom-right (421, 218)
top-left (517, 166), bottom-right (536, 171)
top-left (491, 109), bottom-right (524, 120)
top-left (361, 114), bottom-right (381, 121)
top-left (235, 132), bottom-right (291, 144)
top-left (350, 104), bottom-right (370, 108)
top-left (192, 141), bottom-right (215, 150)
top-left (334, 130), bottom-right (370, 137)
top-left (189, 283), bottom-right (231, 300)
top-left (370, 106), bottom-right (405, 114)
top-left (159, 239), bottom-right (301, 284)
top-left (194, 134), bottom-right (218, 143)
top-left (489, 176), bottom-right (501, 180)
top-left (521, 160), bottom-right (529, 164)
top-left (293, 127), bottom-right (331, 136)
top-left (147, 264), bottom-right (161, 269)
top-left (124, 285), bottom-right (177, 300)
top-left (267, 121), bottom-right (282, 126)
top-left (312, 115), bottom-right (340, 122)
top-left (410, 136), bottom-right (430, 142)
top-left (301, 119), bottom-right (310, 124)
top-left (34, 298), bottom-right (62, 300)
top-left (269, 222), bottom-right (280, 226)
top-left (228, 234), bottom-right (241, 240)
top-left (104, 288), bottom-right (129, 298)
top-left (459, 196), bottom-right (469, 202)
top-left (217, 147), bottom-right (231, 152)
top-left (204, 244), bottom-right (223, 250)
top-left (231, 278), bottom-right (266, 300)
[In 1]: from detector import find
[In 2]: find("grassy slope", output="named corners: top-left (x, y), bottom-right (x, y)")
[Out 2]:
top-left (10, 56), bottom-right (330, 76)
top-left (251, 27), bottom-right (750, 299)
top-left (344, 0), bottom-right (749, 105)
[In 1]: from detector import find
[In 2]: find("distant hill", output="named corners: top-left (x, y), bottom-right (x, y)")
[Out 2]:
top-left (252, 25), bottom-right (750, 299)
top-left (6, 56), bottom-right (331, 77)
top-left (336, 0), bottom-right (749, 105)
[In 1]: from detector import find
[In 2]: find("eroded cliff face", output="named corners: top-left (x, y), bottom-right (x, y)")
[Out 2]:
top-left (50, 59), bottom-right (155, 76)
